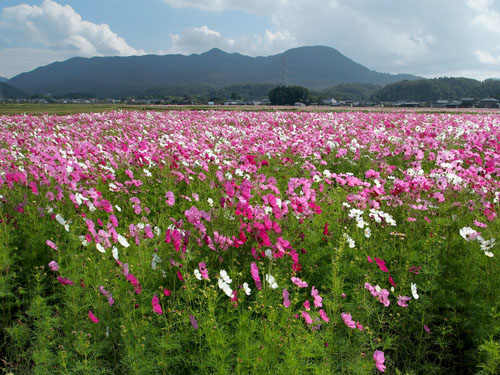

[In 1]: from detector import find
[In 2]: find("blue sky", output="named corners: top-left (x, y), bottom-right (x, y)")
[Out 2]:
top-left (1, 0), bottom-right (500, 80)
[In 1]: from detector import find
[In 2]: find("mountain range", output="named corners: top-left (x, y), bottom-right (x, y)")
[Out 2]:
top-left (6, 46), bottom-right (420, 98)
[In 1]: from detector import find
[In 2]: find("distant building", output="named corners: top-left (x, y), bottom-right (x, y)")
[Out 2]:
top-left (433, 100), bottom-right (448, 108)
top-left (446, 101), bottom-right (461, 108)
top-left (460, 98), bottom-right (476, 108)
top-left (479, 98), bottom-right (499, 108)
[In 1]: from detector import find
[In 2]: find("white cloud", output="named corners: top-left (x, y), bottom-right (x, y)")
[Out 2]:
top-left (467, 0), bottom-right (500, 33)
top-left (0, 0), bottom-right (144, 57)
top-left (475, 49), bottom-right (500, 64)
top-left (163, 0), bottom-right (285, 14)
top-left (168, 25), bottom-right (237, 54)
top-left (168, 25), bottom-right (296, 56)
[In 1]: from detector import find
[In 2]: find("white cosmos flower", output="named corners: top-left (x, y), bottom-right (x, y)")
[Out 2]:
top-left (343, 233), bottom-right (355, 248)
top-left (411, 283), bottom-right (419, 300)
top-left (217, 278), bottom-right (233, 297)
top-left (265, 249), bottom-right (273, 259)
top-left (117, 234), bottom-right (130, 248)
top-left (459, 227), bottom-right (478, 241)
top-left (194, 269), bottom-right (202, 280)
top-left (243, 282), bottom-right (251, 295)
top-left (364, 227), bottom-right (371, 238)
top-left (112, 246), bottom-right (119, 260)
top-left (220, 269), bottom-right (232, 284)
top-left (207, 198), bottom-right (214, 207)
top-left (79, 235), bottom-right (89, 246)
top-left (55, 214), bottom-right (66, 226)
top-left (265, 274), bottom-right (278, 289)
top-left (96, 243), bottom-right (106, 253)
top-left (478, 237), bottom-right (496, 252)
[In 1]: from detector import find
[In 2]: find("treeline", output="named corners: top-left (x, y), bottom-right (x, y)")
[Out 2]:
top-left (373, 78), bottom-right (500, 102)
top-left (11, 78), bottom-right (500, 104)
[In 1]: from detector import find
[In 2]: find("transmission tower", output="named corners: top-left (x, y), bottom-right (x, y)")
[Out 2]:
top-left (280, 56), bottom-right (288, 87)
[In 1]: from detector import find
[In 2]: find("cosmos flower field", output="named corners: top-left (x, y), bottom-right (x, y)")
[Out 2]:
top-left (0, 110), bottom-right (499, 374)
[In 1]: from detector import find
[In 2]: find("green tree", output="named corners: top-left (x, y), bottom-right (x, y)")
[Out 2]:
top-left (268, 85), bottom-right (309, 105)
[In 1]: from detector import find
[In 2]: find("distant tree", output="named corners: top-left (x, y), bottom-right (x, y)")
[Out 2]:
top-left (268, 85), bottom-right (309, 105)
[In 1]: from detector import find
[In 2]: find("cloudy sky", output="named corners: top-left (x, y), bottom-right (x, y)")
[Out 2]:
top-left (0, 0), bottom-right (499, 80)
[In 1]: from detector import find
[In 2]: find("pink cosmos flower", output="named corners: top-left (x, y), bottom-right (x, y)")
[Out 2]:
top-left (303, 300), bottom-right (311, 311)
top-left (474, 219), bottom-right (487, 228)
top-left (341, 312), bottom-right (356, 329)
top-left (319, 309), bottom-right (329, 322)
top-left (397, 295), bottom-right (411, 307)
top-left (57, 276), bottom-right (73, 285)
top-left (250, 262), bottom-right (262, 290)
top-left (165, 191), bottom-right (175, 206)
top-left (302, 311), bottom-right (313, 325)
top-left (163, 288), bottom-right (171, 296)
top-left (388, 274), bottom-right (397, 288)
top-left (199, 262), bottom-right (209, 280)
top-left (290, 276), bottom-right (308, 288)
top-left (311, 286), bottom-right (323, 308)
top-left (126, 273), bottom-right (142, 294)
top-left (190, 314), bottom-right (198, 330)
top-left (374, 257), bottom-right (389, 272)
top-left (152, 294), bottom-right (163, 314)
top-left (424, 324), bottom-right (431, 333)
top-left (46, 240), bottom-right (57, 250)
top-left (283, 288), bottom-right (291, 308)
top-left (88, 310), bottom-right (99, 324)
top-left (378, 289), bottom-right (390, 307)
top-left (356, 321), bottom-right (364, 331)
top-left (373, 350), bottom-right (386, 372)
top-left (364, 282), bottom-right (379, 297)
top-left (48, 260), bottom-right (59, 271)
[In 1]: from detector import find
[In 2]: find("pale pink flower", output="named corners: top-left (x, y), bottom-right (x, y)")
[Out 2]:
top-left (397, 295), bottom-right (411, 307)
top-left (46, 240), bottom-right (57, 250)
top-left (302, 311), bottom-right (313, 325)
top-left (165, 191), bottom-right (175, 206)
top-left (373, 350), bottom-right (386, 372)
top-left (311, 286), bottom-right (323, 308)
top-left (190, 314), bottom-right (198, 330)
top-left (341, 312), bottom-right (356, 329)
top-left (290, 276), bottom-right (308, 288)
top-left (48, 260), bottom-right (59, 271)
top-left (283, 288), bottom-right (291, 308)
top-left (319, 309), bottom-right (329, 322)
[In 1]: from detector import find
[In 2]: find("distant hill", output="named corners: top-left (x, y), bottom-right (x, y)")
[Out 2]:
top-left (6, 46), bottom-right (420, 97)
top-left (373, 77), bottom-right (500, 102)
top-left (0, 76), bottom-right (8, 83)
top-left (0, 81), bottom-right (28, 100)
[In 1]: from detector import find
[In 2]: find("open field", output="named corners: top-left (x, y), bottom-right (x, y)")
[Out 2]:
top-left (1, 110), bottom-right (499, 374)
top-left (1, 103), bottom-right (499, 116)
